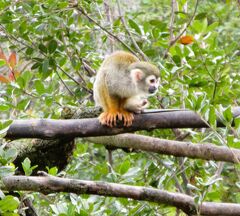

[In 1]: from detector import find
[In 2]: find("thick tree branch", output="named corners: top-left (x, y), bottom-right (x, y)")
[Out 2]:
top-left (5, 108), bottom-right (240, 139)
top-left (2, 175), bottom-right (240, 216)
top-left (85, 134), bottom-right (240, 163)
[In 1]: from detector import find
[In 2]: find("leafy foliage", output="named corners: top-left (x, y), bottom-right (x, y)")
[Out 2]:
top-left (0, 0), bottom-right (240, 215)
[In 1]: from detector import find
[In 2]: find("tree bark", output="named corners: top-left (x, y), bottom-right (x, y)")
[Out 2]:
top-left (5, 108), bottom-right (240, 139)
top-left (2, 175), bottom-right (240, 216)
top-left (85, 133), bottom-right (240, 163)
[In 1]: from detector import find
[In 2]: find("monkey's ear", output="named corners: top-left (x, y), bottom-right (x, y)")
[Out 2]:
top-left (130, 69), bottom-right (144, 82)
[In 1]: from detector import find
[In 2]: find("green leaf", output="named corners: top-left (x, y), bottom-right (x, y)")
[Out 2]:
top-left (0, 165), bottom-right (15, 177)
top-left (234, 117), bottom-right (240, 129)
top-left (119, 160), bottom-right (130, 175)
top-left (26, 47), bottom-right (34, 55)
top-left (22, 157), bottom-right (31, 175)
top-left (35, 80), bottom-right (45, 95)
top-left (0, 104), bottom-right (10, 111)
top-left (48, 40), bottom-right (58, 54)
top-left (172, 55), bottom-right (181, 66)
top-left (22, 157), bottom-right (37, 176)
top-left (149, 19), bottom-right (162, 26)
top-left (223, 106), bottom-right (233, 123)
top-left (47, 166), bottom-right (58, 176)
top-left (42, 59), bottom-right (49, 74)
top-left (5, 148), bottom-right (17, 162)
top-left (128, 19), bottom-right (141, 34)
top-left (0, 59), bottom-right (6, 67)
top-left (208, 105), bottom-right (216, 128)
top-left (31, 62), bottom-right (41, 70)
top-left (38, 43), bottom-right (47, 54)
top-left (17, 99), bottom-right (31, 110)
top-left (0, 120), bottom-right (13, 136)
top-left (0, 196), bottom-right (19, 212)
top-left (227, 135), bottom-right (234, 147)
top-left (16, 76), bottom-right (25, 89)
top-left (21, 70), bottom-right (33, 85)
top-left (191, 18), bottom-right (208, 33)
top-left (195, 12), bottom-right (207, 20)
top-left (207, 22), bottom-right (219, 31)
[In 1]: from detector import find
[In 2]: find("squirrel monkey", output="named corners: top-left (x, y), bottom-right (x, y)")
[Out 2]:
top-left (93, 51), bottom-right (160, 127)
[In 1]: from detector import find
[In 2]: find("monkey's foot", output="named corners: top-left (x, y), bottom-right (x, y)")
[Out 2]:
top-left (121, 110), bottom-right (134, 127)
top-left (99, 111), bottom-right (122, 127)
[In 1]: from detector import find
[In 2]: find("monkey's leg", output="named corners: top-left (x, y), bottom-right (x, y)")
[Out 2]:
top-left (99, 95), bottom-right (122, 127)
top-left (119, 99), bottom-right (134, 127)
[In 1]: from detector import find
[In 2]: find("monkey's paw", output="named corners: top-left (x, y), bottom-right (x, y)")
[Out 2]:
top-left (99, 111), bottom-right (121, 127)
top-left (121, 110), bottom-right (134, 127)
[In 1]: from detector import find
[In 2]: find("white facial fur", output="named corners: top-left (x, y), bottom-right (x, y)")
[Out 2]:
top-left (145, 75), bottom-right (160, 94)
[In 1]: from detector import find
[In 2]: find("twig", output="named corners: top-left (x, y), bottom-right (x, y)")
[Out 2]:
top-left (169, 0), bottom-right (177, 41)
top-left (73, 6), bottom-right (136, 56)
top-left (81, 59), bottom-right (96, 76)
top-left (149, 153), bottom-right (185, 193)
top-left (164, 0), bottom-right (199, 58)
top-left (55, 69), bottom-right (75, 97)
top-left (104, 1), bottom-right (114, 53)
top-left (116, 0), bottom-right (148, 61)
top-left (170, 0), bottom-right (199, 46)
top-left (0, 24), bottom-right (89, 96)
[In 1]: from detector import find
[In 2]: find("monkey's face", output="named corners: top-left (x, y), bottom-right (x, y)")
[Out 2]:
top-left (145, 75), bottom-right (160, 94)
top-left (129, 64), bottom-right (160, 95)
top-left (134, 73), bottom-right (160, 95)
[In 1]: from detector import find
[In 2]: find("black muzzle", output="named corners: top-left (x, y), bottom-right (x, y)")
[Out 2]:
top-left (148, 86), bottom-right (157, 94)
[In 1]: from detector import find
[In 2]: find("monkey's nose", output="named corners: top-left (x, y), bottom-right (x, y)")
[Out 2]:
top-left (148, 86), bottom-right (157, 94)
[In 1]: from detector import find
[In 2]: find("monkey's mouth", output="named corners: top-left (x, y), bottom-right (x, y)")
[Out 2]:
top-left (148, 86), bottom-right (157, 94)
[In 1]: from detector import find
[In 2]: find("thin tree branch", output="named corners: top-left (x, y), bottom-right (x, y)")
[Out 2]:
top-left (55, 69), bottom-right (75, 97)
top-left (2, 175), bottom-right (240, 216)
top-left (164, 0), bottom-right (199, 58)
top-left (149, 153), bottom-right (185, 193)
top-left (73, 6), bottom-right (136, 56)
top-left (0, 24), bottom-right (89, 96)
top-left (116, 0), bottom-right (149, 61)
top-left (170, 0), bottom-right (199, 46)
top-left (169, 0), bottom-right (177, 41)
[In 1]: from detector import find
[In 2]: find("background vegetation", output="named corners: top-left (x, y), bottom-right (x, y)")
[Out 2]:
top-left (0, 0), bottom-right (240, 215)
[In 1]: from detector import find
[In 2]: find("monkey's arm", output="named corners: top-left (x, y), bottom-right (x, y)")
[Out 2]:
top-left (124, 96), bottom-right (148, 114)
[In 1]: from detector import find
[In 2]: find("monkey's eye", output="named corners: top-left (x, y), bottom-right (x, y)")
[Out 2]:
top-left (150, 79), bottom-right (155, 84)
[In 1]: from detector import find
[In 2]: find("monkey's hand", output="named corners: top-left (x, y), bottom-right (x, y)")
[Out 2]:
top-left (99, 110), bottom-right (122, 127)
top-left (134, 99), bottom-right (148, 114)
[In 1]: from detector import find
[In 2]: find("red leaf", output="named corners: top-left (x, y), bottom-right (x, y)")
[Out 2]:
top-left (8, 72), bottom-right (15, 81)
top-left (0, 48), bottom-right (7, 62)
top-left (0, 75), bottom-right (10, 83)
top-left (8, 70), bottom-right (20, 81)
top-left (178, 35), bottom-right (194, 45)
top-left (8, 52), bottom-right (17, 68)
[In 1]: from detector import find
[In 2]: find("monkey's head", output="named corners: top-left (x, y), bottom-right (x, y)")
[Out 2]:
top-left (129, 62), bottom-right (160, 95)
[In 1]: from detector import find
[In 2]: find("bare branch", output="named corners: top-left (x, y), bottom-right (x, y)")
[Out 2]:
top-left (5, 108), bottom-right (240, 139)
top-left (169, 0), bottom-right (177, 41)
top-left (164, 0), bottom-right (199, 58)
top-left (116, 0), bottom-right (149, 61)
top-left (73, 6), bottom-right (136, 55)
top-left (2, 175), bottom-right (240, 216)
top-left (86, 133), bottom-right (240, 163)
